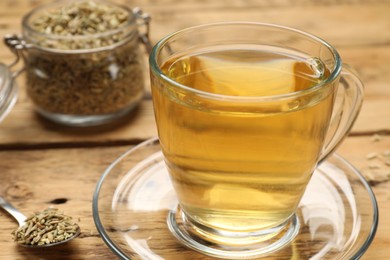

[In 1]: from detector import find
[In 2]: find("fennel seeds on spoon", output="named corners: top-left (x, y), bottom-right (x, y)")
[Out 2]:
top-left (12, 208), bottom-right (80, 246)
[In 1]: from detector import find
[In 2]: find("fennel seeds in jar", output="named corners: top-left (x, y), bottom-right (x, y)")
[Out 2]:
top-left (20, 0), bottom-right (149, 126)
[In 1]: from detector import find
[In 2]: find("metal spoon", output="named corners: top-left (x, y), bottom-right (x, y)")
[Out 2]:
top-left (0, 196), bottom-right (80, 247)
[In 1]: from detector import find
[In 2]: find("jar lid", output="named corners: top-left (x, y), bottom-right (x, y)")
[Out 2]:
top-left (0, 63), bottom-right (18, 123)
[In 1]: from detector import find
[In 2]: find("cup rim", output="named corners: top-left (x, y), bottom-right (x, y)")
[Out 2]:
top-left (150, 22), bottom-right (342, 102)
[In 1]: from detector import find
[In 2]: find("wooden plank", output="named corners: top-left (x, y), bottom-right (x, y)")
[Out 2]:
top-left (144, 4), bottom-right (390, 48)
top-left (0, 95), bottom-right (388, 148)
top-left (0, 45), bottom-right (389, 147)
top-left (1, 2), bottom-right (389, 56)
top-left (0, 97), bottom-right (158, 148)
top-left (0, 0), bottom-right (389, 14)
top-left (337, 135), bottom-right (390, 260)
top-left (338, 135), bottom-right (390, 180)
top-left (0, 135), bottom-right (388, 259)
top-left (0, 145), bottom-right (127, 260)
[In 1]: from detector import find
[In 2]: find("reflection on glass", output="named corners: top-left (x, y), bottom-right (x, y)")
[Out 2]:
top-left (300, 162), bottom-right (361, 259)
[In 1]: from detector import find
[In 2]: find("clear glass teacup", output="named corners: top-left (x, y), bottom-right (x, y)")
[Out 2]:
top-left (149, 22), bottom-right (363, 258)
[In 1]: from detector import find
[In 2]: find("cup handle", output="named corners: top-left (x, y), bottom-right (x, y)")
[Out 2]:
top-left (319, 64), bottom-right (364, 163)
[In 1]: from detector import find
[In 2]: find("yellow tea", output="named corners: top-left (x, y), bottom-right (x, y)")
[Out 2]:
top-left (152, 46), bottom-right (335, 234)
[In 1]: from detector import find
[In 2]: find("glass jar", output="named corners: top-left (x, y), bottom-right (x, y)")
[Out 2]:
top-left (6, 1), bottom-right (151, 126)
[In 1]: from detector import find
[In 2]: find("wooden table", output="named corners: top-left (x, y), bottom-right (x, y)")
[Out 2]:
top-left (0, 0), bottom-right (388, 259)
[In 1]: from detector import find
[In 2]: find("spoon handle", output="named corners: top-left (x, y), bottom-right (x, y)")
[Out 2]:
top-left (0, 196), bottom-right (27, 226)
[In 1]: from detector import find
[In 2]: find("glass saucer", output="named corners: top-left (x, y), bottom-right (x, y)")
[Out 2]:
top-left (92, 137), bottom-right (378, 259)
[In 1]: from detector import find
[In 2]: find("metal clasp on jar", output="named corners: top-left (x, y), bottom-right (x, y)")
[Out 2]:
top-left (3, 34), bottom-right (30, 78)
top-left (133, 7), bottom-right (152, 53)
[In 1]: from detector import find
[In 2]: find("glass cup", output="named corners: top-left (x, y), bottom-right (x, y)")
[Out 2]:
top-left (149, 22), bottom-right (363, 258)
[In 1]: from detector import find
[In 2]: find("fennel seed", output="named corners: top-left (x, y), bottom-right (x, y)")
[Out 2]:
top-left (12, 208), bottom-right (79, 246)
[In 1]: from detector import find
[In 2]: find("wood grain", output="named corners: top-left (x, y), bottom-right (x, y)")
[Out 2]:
top-left (0, 136), bottom-right (388, 259)
top-left (0, 0), bottom-right (389, 259)
top-left (0, 146), bottom-right (126, 260)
